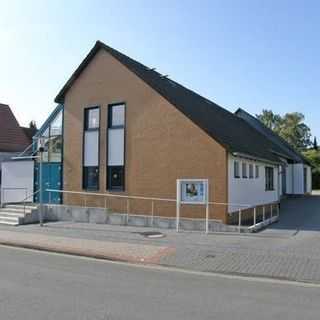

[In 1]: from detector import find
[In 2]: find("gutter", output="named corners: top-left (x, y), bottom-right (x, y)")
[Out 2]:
top-left (232, 152), bottom-right (283, 165)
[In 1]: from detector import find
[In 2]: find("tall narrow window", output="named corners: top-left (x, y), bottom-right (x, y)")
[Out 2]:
top-left (234, 161), bottom-right (240, 178)
top-left (249, 164), bottom-right (254, 179)
top-left (265, 167), bottom-right (274, 191)
top-left (107, 103), bottom-right (125, 191)
top-left (255, 165), bottom-right (259, 178)
top-left (83, 107), bottom-right (100, 190)
top-left (242, 162), bottom-right (247, 178)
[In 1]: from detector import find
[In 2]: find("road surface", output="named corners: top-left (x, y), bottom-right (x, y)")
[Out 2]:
top-left (0, 245), bottom-right (319, 320)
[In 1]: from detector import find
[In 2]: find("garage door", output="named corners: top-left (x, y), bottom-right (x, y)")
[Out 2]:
top-left (0, 160), bottom-right (34, 204)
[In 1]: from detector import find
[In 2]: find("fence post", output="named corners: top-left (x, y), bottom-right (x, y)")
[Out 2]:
top-left (151, 200), bottom-right (154, 227)
top-left (205, 202), bottom-right (209, 234)
top-left (263, 205), bottom-right (265, 222)
top-left (176, 202), bottom-right (180, 232)
top-left (84, 194), bottom-right (87, 208)
top-left (126, 199), bottom-right (130, 225)
top-left (277, 202), bottom-right (280, 217)
top-left (270, 204), bottom-right (273, 218)
top-left (253, 207), bottom-right (257, 226)
top-left (238, 209), bottom-right (242, 233)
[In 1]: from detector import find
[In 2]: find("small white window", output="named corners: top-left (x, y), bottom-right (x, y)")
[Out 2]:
top-left (109, 104), bottom-right (125, 128)
top-left (242, 162), bottom-right (247, 178)
top-left (86, 108), bottom-right (100, 129)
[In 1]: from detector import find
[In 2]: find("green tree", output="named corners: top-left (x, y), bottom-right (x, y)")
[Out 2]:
top-left (256, 110), bottom-right (312, 151)
top-left (278, 112), bottom-right (312, 151)
top-left (313, 137), bottom-right (318, 150)
top-left (256, 109), bottom-right (282, 133)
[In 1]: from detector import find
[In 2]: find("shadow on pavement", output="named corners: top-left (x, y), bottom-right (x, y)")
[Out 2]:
top-left (263, 195), bottom-right (320, 233)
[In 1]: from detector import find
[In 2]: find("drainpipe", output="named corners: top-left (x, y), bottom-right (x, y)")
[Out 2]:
top-left (292, 165), bottom-right (295, 195)
top-left (277, 165), bottom-right (280, 201)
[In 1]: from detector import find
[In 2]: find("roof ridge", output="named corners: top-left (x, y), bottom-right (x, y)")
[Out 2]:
top-left (235, 108), bottom-right (305, 157)
top-left (54, 40), bottom-right (285, 163)
top-left (97, 41), bottom-right (239, 119)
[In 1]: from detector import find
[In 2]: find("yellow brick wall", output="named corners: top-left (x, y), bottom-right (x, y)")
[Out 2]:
top-left (63, 49), bottom-right (228, 222)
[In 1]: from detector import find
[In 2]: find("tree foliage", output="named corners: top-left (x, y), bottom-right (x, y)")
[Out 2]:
top-left (256, 110), bottom-right (282, 133)
top-left (313, 137), bottom-right (318, 150)
top-left (303, 148), bottom-right (320, 189)
top-left (256, 109), bottom-right (312, 151)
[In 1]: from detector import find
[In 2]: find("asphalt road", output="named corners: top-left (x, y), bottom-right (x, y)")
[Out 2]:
top-left (0, 246), bottom-right (319, 320)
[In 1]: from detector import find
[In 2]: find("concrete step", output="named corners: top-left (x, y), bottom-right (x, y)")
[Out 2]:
top-left (0, 211), bottom-right (26, 218)
top-left (1, 207), bottom-right (33, 214)
top-left (0, 216), bottom-right (20, 226)
top-left (5, 204), bottom-right (38, 211)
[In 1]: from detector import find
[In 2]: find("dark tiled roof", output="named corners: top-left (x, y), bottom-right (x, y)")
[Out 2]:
top-left (55, 41), bottom-right (285, 163)
top-left (21, 126), bottom-right (37, 141)
top-left (235, 108), bottom-right (310, 164)
top-left (0, 104), bottom-right (30, 152)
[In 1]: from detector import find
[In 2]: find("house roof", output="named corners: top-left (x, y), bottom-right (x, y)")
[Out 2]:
top-left (235, 108), bottom-right (310, 164)
top-left (0, 103), bottom-right (31, 152)
top-left (21, 126), bottom-right (38, 141)
top-left (55, 41), bottom-right (289, 164)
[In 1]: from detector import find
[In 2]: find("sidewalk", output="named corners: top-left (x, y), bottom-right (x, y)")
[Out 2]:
top-left (1, 213), bottom-right (320, 284)
top-left (0, 228), bottom-right (175, 264)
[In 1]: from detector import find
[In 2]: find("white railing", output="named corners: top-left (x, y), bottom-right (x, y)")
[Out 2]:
top-left (45, 189), bottom-right (279, 233)
top-left (0, 188), bottom-right (40, 215)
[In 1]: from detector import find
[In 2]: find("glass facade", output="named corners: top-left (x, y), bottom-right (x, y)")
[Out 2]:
top-left (38, 109), bottom-right (63, 163)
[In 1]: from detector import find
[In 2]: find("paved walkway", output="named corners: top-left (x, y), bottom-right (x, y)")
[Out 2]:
top-left (1, 195), bottom-right (320, 283)
top-left (0, 229), bottom-right (174, 264)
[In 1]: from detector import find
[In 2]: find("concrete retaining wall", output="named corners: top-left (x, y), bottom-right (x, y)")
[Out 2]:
top-left (43, 204), bottom-right (242, 232)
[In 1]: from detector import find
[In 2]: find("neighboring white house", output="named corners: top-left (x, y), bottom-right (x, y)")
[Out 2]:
top-left (1, 160), bottom-right (34, 204)
top-left (0, 103), bottom-right (35, 204)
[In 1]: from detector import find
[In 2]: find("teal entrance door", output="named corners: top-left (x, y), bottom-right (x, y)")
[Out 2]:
top-left (34, 163), bottom-right (62, 204)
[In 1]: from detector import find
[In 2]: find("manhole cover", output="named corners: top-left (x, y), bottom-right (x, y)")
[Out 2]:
top-left (205, 254), bottom-right (216, 259)
top-left (138, 231), bottom-right (165, 239)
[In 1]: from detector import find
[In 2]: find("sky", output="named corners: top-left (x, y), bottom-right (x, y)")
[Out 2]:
top-left (0, 0), bottom-right (319, 138)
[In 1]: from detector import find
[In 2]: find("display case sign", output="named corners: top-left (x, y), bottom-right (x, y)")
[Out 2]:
top-left (177, 179), bottom-right (208, 204)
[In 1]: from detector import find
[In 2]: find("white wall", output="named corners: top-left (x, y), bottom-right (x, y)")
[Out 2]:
top-left (228, 154), bottom-right (279, 213)
top-left (305, 165), bottom-right (312, 193)
top-left (293, 163), bottom-right (304, 194)
top-left (285, 163), bottom-right (311, 195)
top-left (286, 164), bottom-right (293, 194)
top-left (1, 160), bottom-right (34, 204)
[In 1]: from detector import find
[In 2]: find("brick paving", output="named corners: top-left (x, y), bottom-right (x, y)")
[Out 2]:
top-left (0, 230), bottom-right (174, 264)
top-left (0, 195), bottom-right (320, 283)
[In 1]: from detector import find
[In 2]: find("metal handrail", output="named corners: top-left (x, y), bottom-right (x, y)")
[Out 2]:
top-left (16, 141), bottom-right (37, 158)
top-left (45, 188), bottom-right (253, 207)
top-left (1, 188), bottom-right (40, 215)
top-left (21, 189), bottom-right (40, 214)
top-left (20, 189), bottom-right (40, 204)
top-left (46, 189), bottom-right (176, 203)
top-left (18, 190), bottom-right (40, 215)
top-left (45, 188), bottom-right (279, 233)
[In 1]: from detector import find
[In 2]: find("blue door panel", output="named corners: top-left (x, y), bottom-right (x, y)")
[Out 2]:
top-left (34, 163), bottom-right (62, 204)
